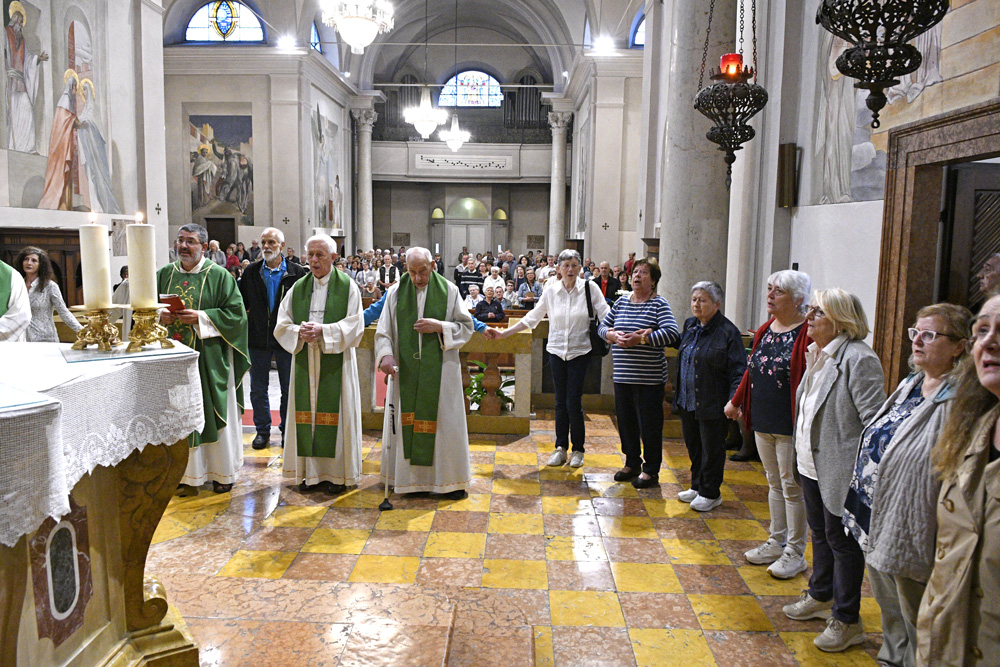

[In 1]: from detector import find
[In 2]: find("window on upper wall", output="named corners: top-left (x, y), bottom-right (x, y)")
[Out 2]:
top-left (310, 22), bottom-right (322, 52)
top-left (630, 15), bottom-right (646, 48)
top-left (438, 71), bottom-right (504, 107)
top-left (185, 1), bottom-right (265, 42)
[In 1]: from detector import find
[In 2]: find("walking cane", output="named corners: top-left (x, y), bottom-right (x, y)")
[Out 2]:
top-left (379, 369), bottom-right (398, 511)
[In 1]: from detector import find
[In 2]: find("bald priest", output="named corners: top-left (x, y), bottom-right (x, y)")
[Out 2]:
top-left (375, 247), bottom-right (475, 499)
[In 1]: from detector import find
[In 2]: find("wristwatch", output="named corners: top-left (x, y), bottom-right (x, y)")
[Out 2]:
top-left (640, 333), bottom-right (648, 345)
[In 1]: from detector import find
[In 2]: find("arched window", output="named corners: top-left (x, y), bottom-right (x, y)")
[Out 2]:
top-left (310, 22), bottom-right (322, 52)
top-left (185, 1), bottom-right (265, 42)
top-left (630, 15), bottom-right (646, 48)
top-left (438, 71), bottom-right (503, 108)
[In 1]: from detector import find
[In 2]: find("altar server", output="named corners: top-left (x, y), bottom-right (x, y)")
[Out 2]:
top-left (274, 234), bottom-right (364, 493)
top-left (0, 259), bottom-right (30, 341)
top-left (375, 247), bottom-right (474, 499)
top-left (158, 224), bottom-right (249, 493)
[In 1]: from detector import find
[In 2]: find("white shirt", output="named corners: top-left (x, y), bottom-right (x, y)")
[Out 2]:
top-left (795, 333), bottom-right (849, 480)
top-left (519, 278), bottom-right (610, 361)
top-left (537, 265), bottom-right (556, 281)
top-left (483, 275), bottom-right (505, 293)
top-left (464, 294), bottom-right (483, 309)
top-left (0, 267), bottom-right (30, 342)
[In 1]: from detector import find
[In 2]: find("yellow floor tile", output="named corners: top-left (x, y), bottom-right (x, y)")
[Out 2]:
top-left (533, 626), bottom-right (554, 667)
top-left (544, 535), bottom-right (608, 561)
top-left (583, 454), bottom-right (625, 468)
top-left (348, 555), bottom-right (420, 584)
top-left (642, 498), bottom-right (699, 519)
top-left (482, 559), bottom-right (548, 589)
top-left (549, 590), bottom-right (626, 626)
top-left (718, 484), bottom-right (739, 501)
top-left (597, 516), bottom-right (658, 539)
top-left (745, 500), bottom-right (771, 521)
top-left (487, 512), bottom-right (545, 535)
top-left (661, 539), bottom-right (732, 565)
top-left (541, 496), bottom-right (595, 515)
top-left (469, 441), bottom-right (498, 452)
top-left (495, 451), bottom-right (539, 466)
top-left (656, 469), bottom-right (680, 484)
top-left (423, 532), bottom-right (487, 559)
top-left (663, 455), bottom-right (692, 469)
top-left (610, 562), bottom-right (683, 593)
top-left (300, 528), bottom-right (370, 554)
top-left (374, 508), bottom-right (436, 531)
top-left (217, 550), bottom-right (297, 579)
top-left (538, 467), bottom-right (585, 481)
top-left (151, 515), bottom-right (198, 544)
top-left (629, 629), bottom-right (715, 666)
top-left (262, 505), bottom-right (327, 528)
top-left (361, 459), bottom-right (380, 475)
top-left (780, 632), bottom-right (877, 665)
top-left (438, 493), bottom-right (492, 512)
top-left (471, 463), bottom-right (495, 478)
top-left (330, 490), bottom-right (385, 509)
top-left (244, 443), bottom-right (284, 458)
top-left (704, 519), bottom-right (770, 541)
top-left (738, 565), bottom-right (810, 596)
top-left (689, 594), bottom-right (774, 631)
top-left (588, 481), bottom-right (639, 498)
top-left (163, 491), bottom-right (231, 516)
top-left (860, 597), bottom-right (883, 633)
top-left (723, 469), bottom-right (769, 485)
top-left (492, 479), bottom-right (542, 495)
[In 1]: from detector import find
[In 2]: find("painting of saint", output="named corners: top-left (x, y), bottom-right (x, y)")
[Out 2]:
top-left (188, 114), bottom-right (253, 225)
top-left (76, 78), bottom-right (121, 214)
top-left (3, 0), bottom-right (47, 153)
top-left (191, 144), bottom-right (216, 209)
top-left (815, 31), bottom-right (854, 205)
top-left (312, 108), bottom-right (340, 228)
top-left (38, 69), bottom-right (79, 210)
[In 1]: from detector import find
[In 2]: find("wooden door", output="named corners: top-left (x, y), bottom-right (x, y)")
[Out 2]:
top-left (0, 228), bottom-right (85, 306)
top-left (940, 162), bottom-right (1000, 311)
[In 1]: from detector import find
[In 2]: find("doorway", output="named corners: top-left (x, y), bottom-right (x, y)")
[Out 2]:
top-left (939, 161), bottom-right (1000, 312)
top-left (203, 217), bottom-right (237, 249)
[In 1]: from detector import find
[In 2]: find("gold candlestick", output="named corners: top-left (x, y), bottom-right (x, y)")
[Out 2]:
top-left (127, 306), bottom-right (175, 353)
top-left (70, 307), bottom-right (122, 351)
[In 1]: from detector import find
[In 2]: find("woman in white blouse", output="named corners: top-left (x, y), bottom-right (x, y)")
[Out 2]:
top-left (490, 249), bottom-right (609, 467)
top-left (14, 246), bottom-right (82, 342)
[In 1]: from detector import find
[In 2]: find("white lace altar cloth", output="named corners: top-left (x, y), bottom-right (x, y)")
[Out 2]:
top-left (0, 343), bottom-right (204, 547)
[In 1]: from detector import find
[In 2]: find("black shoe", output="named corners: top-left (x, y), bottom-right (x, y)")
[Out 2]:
top-left (299, 481), bottom-right (319, 493)
top-left (729, 451), bottom-right (758, 462)
top-left (251, 434), bottom-right (269, 450)
top-left (326, 483), bottom-right (347, 495)
top-left (613, 467), bottom-right (640, 483)
top-left (445, 489), bottom-right (468, 500)
top-left (631, 475), bottom-right (659, 489)
top-left (212, 481), bottom-right (233, 494)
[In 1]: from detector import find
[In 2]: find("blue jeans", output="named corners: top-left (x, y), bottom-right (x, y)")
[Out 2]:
top-left (248, 346), bottom-right (292, 436)
top-left (549, 353), bottom-right (590, 452)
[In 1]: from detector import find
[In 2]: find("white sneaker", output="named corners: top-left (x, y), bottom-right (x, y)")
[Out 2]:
top-left (677, 488), bottom-right (699, 503)
top-left (689, 495), bottom-right (723, 512)
top-left (547, 447), bottom-right (568, 466)
top-left (767, 549), bottom-right (808, 579)
top-left (744, 538), bottom-right (785, 565)
top-left (814, 618), bottom-right (864, 652)
top-left (782, 591), bottom-right (833, 621)
top-left (569, 451), bottom-right (585, 468)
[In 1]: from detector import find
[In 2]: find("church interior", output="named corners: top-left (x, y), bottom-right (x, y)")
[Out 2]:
top-left (1, 0), bottom-right (999, 665)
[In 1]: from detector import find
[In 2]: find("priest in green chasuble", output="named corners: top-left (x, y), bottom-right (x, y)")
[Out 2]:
top-left (375, 247), bottom-right (474, 499)
top-left (274, 234), bottom-right (364, 493)
top-left (0, 259), bottom-right (31, 341)
top-left (158, 224), bottom-right (250, 493)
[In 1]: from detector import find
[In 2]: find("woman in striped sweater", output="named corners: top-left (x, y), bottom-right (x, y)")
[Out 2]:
top-left (598, 258), bottom-right (680, 488)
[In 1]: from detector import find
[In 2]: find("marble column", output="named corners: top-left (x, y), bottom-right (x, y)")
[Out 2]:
top-left (657, 0), bottom-right (737, 313)
top-left (352, 109), bottom-right (378, 253)
top-left (547, 111), bottom-right (572, 254)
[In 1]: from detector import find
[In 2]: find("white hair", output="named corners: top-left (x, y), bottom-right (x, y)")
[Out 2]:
top-left (261, 227), bottom-right (284, 243)
top-left (692, 281), bottom-right (724, 303)
top-left (305, 233), bottom-right (337, 254)
top-left (405, 247), bottom-right (433, 264)
top-left (768, 269), bottom-right (811, 312)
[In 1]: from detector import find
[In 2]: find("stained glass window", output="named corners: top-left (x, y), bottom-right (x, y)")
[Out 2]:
top-left (631, 16), bottom-right (646, 48)
top-left (185, 1), bottom-right (265, 42)
top-left (438, 71), bottom-right (503, 108)
top-left (310, 23), bottom-right (322, 52)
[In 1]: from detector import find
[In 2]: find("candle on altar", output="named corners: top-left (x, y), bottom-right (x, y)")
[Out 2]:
top-left (720, 53), bottom-right (743, 77)
top-left (127, 215), bottom-right (158, 309)
top-left (80, 218), bottom-right (113, 309)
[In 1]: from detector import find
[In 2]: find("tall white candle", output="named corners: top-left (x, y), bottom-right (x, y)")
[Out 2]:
top-left (127, 223), bottom-right (158, 309)
top-left (435, 242), bottom-right (440, 254)
top-left (79, 222), bottom-right (112, 309)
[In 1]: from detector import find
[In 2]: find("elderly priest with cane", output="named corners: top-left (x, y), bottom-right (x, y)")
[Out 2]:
top-left (274, 234), bottom-right (364, 494)
top-left (375, 247), bottom-right (475, 500)
top-left (159, 223), bottom-right (250, 494)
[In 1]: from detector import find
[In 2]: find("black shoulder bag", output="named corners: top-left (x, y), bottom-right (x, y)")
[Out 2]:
top-left (585, 280), bottom-right (611, 357)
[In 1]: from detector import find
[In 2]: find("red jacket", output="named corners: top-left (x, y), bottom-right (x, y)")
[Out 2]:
top-left (729, 317), bottom-right (811, 432)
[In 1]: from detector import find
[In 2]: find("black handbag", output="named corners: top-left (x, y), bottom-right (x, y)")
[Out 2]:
top-left (585, 280), bottom-right (611, 357)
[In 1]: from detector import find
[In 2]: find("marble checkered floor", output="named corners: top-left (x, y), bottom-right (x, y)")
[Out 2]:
top-left (147, 411), bottom-right (884, 666)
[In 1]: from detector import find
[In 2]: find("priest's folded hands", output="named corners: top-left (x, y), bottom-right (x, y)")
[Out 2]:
top-left (297, 320), bottom-right (323, 343)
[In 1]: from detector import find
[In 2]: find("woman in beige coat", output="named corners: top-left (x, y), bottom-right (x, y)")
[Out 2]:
top-left (918, 294), bottom-right (1000, 665)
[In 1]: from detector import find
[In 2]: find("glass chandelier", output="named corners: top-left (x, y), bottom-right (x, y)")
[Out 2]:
top-left (437, 0), bottom-right (470, 151)
top-left (321, 0), bottom-right (394, 55)
top-left (403, 0), bottom-right (448, 139)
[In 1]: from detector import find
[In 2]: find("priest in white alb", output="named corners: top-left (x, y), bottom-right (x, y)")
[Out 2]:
top-left (274, 234), bottom-right (364, 493)
top-left (375, 247), bottom-right (474, 499)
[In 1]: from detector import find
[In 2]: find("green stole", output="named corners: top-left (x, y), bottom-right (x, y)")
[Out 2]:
top-left (396, 271), bottom-right (448, 466)
top-left (0, 261), bottom-right (12, 318)
top-left (290, 270), bottom-right (349, 458)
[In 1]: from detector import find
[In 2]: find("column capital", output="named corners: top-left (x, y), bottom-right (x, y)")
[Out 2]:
top-left (548, 111), bottom-right (573, 131)
top-left (352, 109), bottom-right (378, 130)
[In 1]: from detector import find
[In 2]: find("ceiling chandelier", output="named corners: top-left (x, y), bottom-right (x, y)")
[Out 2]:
top-left (403, 0), bottom-right (448, 139)
top-left (321, 0), bottom-right (394, 55)
top-left (437, 0), bottom-right (469, 151)
top-left (693, 0), bottom-right (768, 189)
top-left (817, 0), bottom-right (948, 128)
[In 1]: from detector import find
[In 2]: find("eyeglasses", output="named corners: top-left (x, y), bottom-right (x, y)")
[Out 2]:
top-left (805, 305), bottom-right (825, 318)
top-left (908, 328), bottom-right (960, 344)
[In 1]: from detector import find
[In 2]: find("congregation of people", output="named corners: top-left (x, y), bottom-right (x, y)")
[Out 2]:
top-left (2, 230), bottom-right (1000, 665)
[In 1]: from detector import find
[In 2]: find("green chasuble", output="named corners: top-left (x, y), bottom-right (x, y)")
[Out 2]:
top-left (396, 271), bottom-right (448, 466)
top-left (290, 270), bottom-right (349, 458)
top-left (0, 261), bottom-right (13, 318)
top-left (157, 259), bottom-right (250, 448)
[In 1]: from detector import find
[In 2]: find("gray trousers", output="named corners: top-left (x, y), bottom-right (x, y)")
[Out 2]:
top-left (867, 564), bottom-right (926, 667)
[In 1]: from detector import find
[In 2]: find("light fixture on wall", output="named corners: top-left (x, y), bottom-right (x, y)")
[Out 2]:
top-left (693, 0), bottom-right (768, 189)
top-left (404, 0), bottom-right (448, 139)
top-left (321, 0), bottom-right (394, 55)
top-left (817, 0), bottom-right (948, 128)
top-left (437, 0), bottom-right (469, 151)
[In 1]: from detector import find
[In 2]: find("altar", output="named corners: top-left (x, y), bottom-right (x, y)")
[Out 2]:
top-left (0, 342), bottom-right (204, 667)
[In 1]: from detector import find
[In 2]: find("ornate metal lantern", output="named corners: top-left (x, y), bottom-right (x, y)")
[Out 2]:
top-left (817, 0), bottom-right (949, 128)
top-left (694, 0), bottom-right (768, 189)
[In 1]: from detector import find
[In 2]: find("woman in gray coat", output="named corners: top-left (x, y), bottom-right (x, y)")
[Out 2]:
top-left (842, 303), bottom-right (970, 667)
top-left (782, 288), bottom-right (886, 653)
